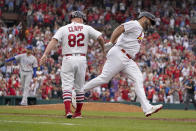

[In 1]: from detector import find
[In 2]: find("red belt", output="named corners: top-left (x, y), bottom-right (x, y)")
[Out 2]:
top-left (121, 49), bottom-right (132, 59)
top-left (64, 53), bottom-right (86, 56)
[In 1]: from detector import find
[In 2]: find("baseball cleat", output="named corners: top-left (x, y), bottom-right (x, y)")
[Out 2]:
top-left (19, 102), bottom-right (28, 106)
top-left (145, 104), bottom-right (163, 117)
top-left (73, 113), bottom-right (83, 119)
top-left (66, 112), bottom-right (73, 119)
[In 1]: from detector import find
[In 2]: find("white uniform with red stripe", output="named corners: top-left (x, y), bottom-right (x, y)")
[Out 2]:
top-left (84, 20), bottom-right (153, 113)
top-left (53, 22), bottom-right (101, 104)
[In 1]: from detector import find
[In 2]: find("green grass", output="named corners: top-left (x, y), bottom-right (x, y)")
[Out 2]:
top-left (0, 106), bottom-right (196, 131)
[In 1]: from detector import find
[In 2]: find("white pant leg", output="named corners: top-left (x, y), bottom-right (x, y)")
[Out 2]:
top-left (84, 47), bottom-right (124, 91)
top-left (21, 72), bottom-right (32, 104)
top-left (20, 72), bottom-right (25, 91)
top-left (122, 59), bottom-right (152, 113)
top-left (61, 56), bottom-right (75, 92)
top-left (74, 57), bottom-right (87, 93)
top-left (20, 72), bottom-right (25, 103)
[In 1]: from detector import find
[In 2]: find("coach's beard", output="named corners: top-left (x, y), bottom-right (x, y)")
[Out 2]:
top-left (143, 21), bottom-right (150, 31)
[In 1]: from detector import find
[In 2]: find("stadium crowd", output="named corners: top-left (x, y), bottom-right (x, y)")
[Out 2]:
top-left (0, 0), bottom-right (196, 104)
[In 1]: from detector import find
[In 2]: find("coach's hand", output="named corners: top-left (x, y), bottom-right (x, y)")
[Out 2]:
top-left (104, 42), bottom-right (113, 52)
top-left (40, 54), bottom-right (47, 65)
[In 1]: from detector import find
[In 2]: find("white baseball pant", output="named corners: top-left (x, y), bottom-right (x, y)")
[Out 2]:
top-left (61, 55), bottom-right (87, 93)
top-left (20, 71), bottom-right (32, 104)
top-left (84, 46), bottom-right (152, 112)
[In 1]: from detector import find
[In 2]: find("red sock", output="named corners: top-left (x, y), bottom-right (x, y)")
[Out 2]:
top-left (64, 101), bottom-right (71, 114)
top-left (75, 92), bottom-right (84, 114)
top-left (75, 103), bottom-right (83, 114)
top-left (62, 90), bottom-right (72, 115)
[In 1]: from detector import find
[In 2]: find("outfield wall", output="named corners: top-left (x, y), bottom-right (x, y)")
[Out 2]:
top-left (0, 96), bottom-right (195, 110)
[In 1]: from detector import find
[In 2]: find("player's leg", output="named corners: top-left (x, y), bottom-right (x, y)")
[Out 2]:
top-left (21, 72), bottom-right (32, 105)
top-left (73, 59), bottom-right (87, 118)
top-left (184, 93), bottom-right (190, 110)
top-left (122, 60), bottom-right (162, 116)
top-left (122, 60), bottom-right (152, 112)
top-left (20, 72), bottom-right (26, 105)
top-left (61, 57), bottom-right (75, 118)
top-left (84, 50), bottom-right (124, 92)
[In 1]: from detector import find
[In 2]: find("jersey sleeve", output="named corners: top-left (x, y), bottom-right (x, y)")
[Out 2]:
top-left (52, 27), bottom-right (63, 42)
top-left (14, 54), bottom-right (24, 61)
top-left (122, 21), bottom-right (135, 33)
top-left (88, 26), bottom-right (102, 40)
top-left (33, 57), bottom-right (38, 68)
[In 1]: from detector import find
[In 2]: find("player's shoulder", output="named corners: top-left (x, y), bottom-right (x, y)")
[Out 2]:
top-left (31, 55), bottom-right (37, 61)
top-left (84, 24), bottom-right (92, 28)
top-left (123, 20), bottom-right (142, 30)
top-left (15, 53), bottom-right (25, 59)
top-left (18, 53), bottom-right (26, 57)
top-left (124, 20), bottom-right (139, 26)
top-left (31, 55), bottom-right (37, 59)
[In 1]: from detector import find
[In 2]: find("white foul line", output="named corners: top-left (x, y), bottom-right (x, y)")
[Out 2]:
top-left (0, 120), bottom-right (79, 126)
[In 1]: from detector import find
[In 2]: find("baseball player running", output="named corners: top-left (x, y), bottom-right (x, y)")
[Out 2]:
top-left (83, 11), bottom-right (163, 117)
top-left (40, 11), bottom-right (105, 119)
top-left (0, 45), bottom-right (38, 106)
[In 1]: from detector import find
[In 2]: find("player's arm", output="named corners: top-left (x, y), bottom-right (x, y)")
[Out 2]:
top-left (40, 38), bottom-right (58, 64)
top-left (105, 25), bottom-right (125, 51)
top-left (33, 67), bottom-right (37, 77)
top-left (40, 26), bottom-right (62, 65)
top-left (97, 35), bottom-right (105, 55)
top-left (185, 85), bottom-right (192, 89)
top-left (5, 57), bottom-right (16, 62)
top-left (88, 26), bottom-right (106, 55)
top-left (43, 38), bottom-right (58, 56)
top-left (0, 55), bottom-right (21, 67)
top-left (110, 25), bottom-right (125, 44)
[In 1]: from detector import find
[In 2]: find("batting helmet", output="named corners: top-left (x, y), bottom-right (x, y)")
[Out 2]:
top-left (70, 11), bottom-right (86, 22)
top-left (138, 11), bottom-right (156, 25)
top-left (26, 45), bottom-right (33, 50)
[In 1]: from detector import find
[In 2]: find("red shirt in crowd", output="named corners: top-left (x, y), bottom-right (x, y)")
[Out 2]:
top-left (175, 17), bottom-right (181, 26)
top-left (105, 12), bottom-right (111, 22)
top-left (21, 2), bottom-right (27, 13)
top-left (0, 0), bottom-right (4, 7)
top-left (158, 92), bottom-right (164, 102)
top-left (41, 84), bottom-right (47, 99)
top-left (41, 2), bottom-right (47, 12)
top-left (44, 14), bottom-right (50, 24)
top-left (147, 88), bottom-right (155, 100)
top-left (121, 88), bottom-right (130, 101)
top-left (92, 91), bottom-right (99, 101)
top-left (87, 13), bottom-right (94, 23)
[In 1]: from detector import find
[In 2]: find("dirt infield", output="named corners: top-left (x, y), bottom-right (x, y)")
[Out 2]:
top-left (13, 102), bottom-right (142, 113)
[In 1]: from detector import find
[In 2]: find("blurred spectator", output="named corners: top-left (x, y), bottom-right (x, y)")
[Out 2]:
top-left (169, 82), bottom-right (180, 104)
top-left (0, 0), bottom-right (195, 104)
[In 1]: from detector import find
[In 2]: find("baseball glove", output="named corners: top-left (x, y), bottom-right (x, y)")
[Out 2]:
top-left (0, 61), bottom-right (5, 67)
